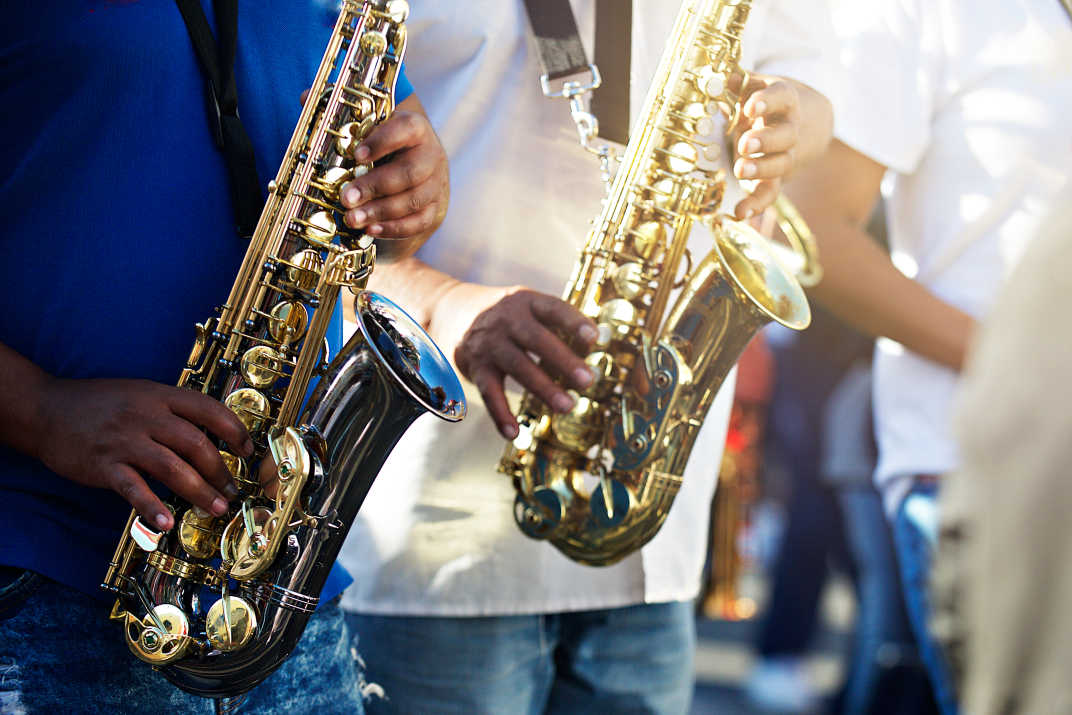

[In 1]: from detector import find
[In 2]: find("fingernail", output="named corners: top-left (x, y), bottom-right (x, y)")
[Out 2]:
top-left (223, 482), bottom-right (240, 499)
top-left (739, 161), bottom-right (757, 179)
top-left (211, 498), bottom-right (228, 516)
top-left (754, 100), bottom-right (767, 115)
top-left (355, 145), bottom-right (371, 161)
top-left (578, 324), bottom-right (598, 343)
top-left (241, 438), bottom-right (254, 457)
top-left (346, 209), bottom-right (367, 228)
top-left (745, 137), bottom-right (761, 154)
top-left (552, 393), bottom-right (575, 413)
top-left (343, 185), bottom-right (362, 207)
top-left (745, 208), bottom-right (756, 219)
top-left (155, 513), bottom-right (171, 530)
top-left (368, 224), bottom-right (383, 235)
top-left (573, 367), bottom-right (594, 388)
top-left (501, 424), bottom-right (519, 440)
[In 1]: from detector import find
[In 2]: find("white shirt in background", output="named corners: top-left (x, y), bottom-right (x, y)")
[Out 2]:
top-left (339, 0), bottom-right (835, 616)
top-left (827, 0), bottom-right (1072, 513)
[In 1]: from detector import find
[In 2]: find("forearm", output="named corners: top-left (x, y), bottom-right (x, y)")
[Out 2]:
top-left (798, 203), bottom-right (975, 371)
top-left (0, 342), bottom-right (51, 459)
top-left (364, 255), bottom-right (461, 329)
top-left (785, 140), bottom-right (975, 371)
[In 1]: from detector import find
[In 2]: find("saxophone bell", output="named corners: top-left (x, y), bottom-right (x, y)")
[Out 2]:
top-left (156, 291), bottom-right (464, 698)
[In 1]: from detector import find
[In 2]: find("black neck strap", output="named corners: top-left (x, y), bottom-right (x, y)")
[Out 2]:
top-left (591, 0), bottom-right (632, 145)
top-left (521, 0), bottom-right (633, 144)
top-left (175, 0), bottom-right (262, 238)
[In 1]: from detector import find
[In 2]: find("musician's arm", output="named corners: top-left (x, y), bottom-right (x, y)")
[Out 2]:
top-left (787, 139), bottom-right (975, 370)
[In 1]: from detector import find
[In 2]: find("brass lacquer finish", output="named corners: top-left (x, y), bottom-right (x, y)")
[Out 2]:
top-left (101, 1), bottom-right (467, 697)
top-left (500, 0), bottom-right (815, 566)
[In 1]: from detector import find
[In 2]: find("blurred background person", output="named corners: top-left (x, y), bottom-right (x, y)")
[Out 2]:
top-left (783, 1), bottom-right (1072, 712)
top-left (934, 190), bottom-right (1072, 714)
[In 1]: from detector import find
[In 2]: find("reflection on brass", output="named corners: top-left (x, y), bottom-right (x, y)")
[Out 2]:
top-left (178, 508), bottom-right (222, 559)
top-left (220, 450), bottom-right (255, 492)
top-left (241, 345), bottom-right (287, 388)
top-left (303, 210), bottom-right (337, 244)
top-left (147, 550), bottom-right (222, 586)
top-left (385, 0), bottom-right (410, 23)
top-left (318, 166), bottom-right (352, 202)
top-left (223, 388), bottom-right (270, 436)
top-left (584, 351), bottom-right (617, 399)
top-left (596, 298), bottom-right (638, 338)
top-left (125, 604), bottom-right (191, 665)
top-left (631, 221), bottom-right (666, 259)
top-left (335, 118), bottom-right (375, 155)
top-left (206, 596), bottom-right (257, 652)
top-left (612, 262), bottom-right (646, 300)
top-left (550, 393), bottom-right (601, 452)
top-left (287, 249), bottom-right (324, 291)
top-left (268, 301), bottom-right (309, 344)
top-left (359, 30), bottom-right (388, 56)
top-left (664, 141), bottom-right (698, 174)
top-left (500, 0), bottom-right (816, 567)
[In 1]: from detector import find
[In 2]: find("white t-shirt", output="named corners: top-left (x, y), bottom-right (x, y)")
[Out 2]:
top-left (338, 0), bottom-right (835, 616)
top-left (828, 0), bottom-right (1072, 513)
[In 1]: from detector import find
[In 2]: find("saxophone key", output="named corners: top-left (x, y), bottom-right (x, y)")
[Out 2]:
top-left (178, 506), bottom-right (224, 559)
top-left (206, 596), bottom-right (258, 652)
top-left (223, 388), bottom-right (271, 437)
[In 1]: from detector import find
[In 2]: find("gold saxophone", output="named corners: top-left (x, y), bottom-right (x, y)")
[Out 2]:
top-left (101, 1), bottom-right (465, 697)
top-left (500, 0), bottom-right (815, 566)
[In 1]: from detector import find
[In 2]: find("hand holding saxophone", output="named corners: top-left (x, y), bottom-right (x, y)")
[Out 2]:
top-left (339, 97), bottom-right (449, 246)
top-left (33, 379), bottom-right (253, 531)
top-left (446, 285), bottom-right (598, 440)
top-left (730, 73), bottom-right (832, 220)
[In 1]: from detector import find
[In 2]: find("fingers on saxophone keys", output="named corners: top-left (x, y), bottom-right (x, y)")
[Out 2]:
top-left (743, 80), bottom-right (798, 122)
top-left (130, 440), bottom-right (230, 519)
top-left (368, 205), bottom-right (439, 239)
top-left (353, 110), bottom-right (428, 164)
top-left (509, 320), bottom-right (593, 392)
top-left (155, 415), bottom-right (239, 499)
top-left (734, 180), bottom-right (780, 220)
top-left (343, 154), bottom-right (435, 208)
top-left (110, 465), bottom-right (173, 531)
top-left (470, 367), bottom-right (517, 440)
top-left (500, 347), bottom-right (575, 416)
top-left (737, 122), bottom-right (798, 159)
top-left (344, 183), bottom-right (435, 230)
top-left (734, 150), bottom-right (794, 182)
top-left (528, 295), bottom-right (599, 350)
top-left (167, 389), bottom-right (253, 458)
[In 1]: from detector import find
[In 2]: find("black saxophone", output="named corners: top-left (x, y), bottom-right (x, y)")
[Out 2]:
top-left (101, 0), bottom-right (466, 697)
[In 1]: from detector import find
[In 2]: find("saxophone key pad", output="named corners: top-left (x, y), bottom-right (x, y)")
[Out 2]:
top-left (206, 596), bottom-right (258, 652)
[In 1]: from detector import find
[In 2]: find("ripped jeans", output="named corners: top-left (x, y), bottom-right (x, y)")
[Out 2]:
top-left (0, 568), bottom-right (366, 714)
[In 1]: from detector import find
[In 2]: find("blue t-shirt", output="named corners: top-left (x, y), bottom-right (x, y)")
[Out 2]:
top-left (0, 2), bottom-right (412, 601)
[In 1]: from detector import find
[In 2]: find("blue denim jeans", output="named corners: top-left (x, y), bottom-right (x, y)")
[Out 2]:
top-left (345, 601), bottom-right (695, 714)
top-left (893, 482), bottom-right (959, 715)
top-left (838, 487), bottom-right (934, 714)
top-left (0, 569), bottom-right (366, 714)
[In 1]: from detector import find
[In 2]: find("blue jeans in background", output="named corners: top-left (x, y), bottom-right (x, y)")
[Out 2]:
top-left (345, 600), bottom-right (695, 714)
top-left (0, 569), bottom-right (367, 714)
top-left (893, 481), bottom-right (959, 715)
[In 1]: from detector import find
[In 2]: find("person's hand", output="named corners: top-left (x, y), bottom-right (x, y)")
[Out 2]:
top-left (34, 378), bottom-right (252, 531)
top-left (443, 285), bottom-right (598, 439)
top-left (731, 73), bottom-right (804, 220)
top-left (338, 108), bottom-right (449, 241)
